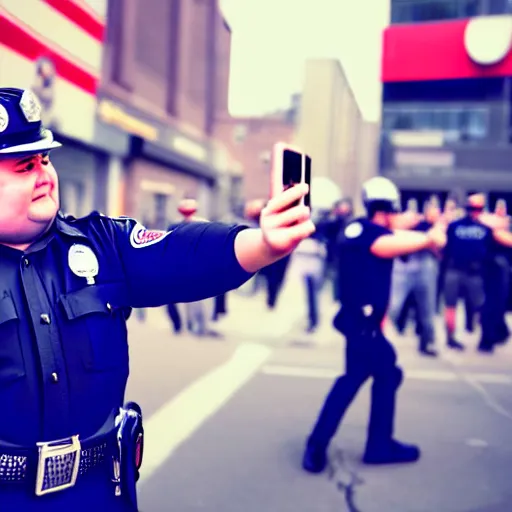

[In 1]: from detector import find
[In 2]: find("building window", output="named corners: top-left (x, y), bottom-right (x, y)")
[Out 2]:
top-left (134, 0), bottom-right (170, 78)
top-left (60, 180), bottom-right (85, 217)
top-left (391, 0), bottom-right (482, 23)
top-left (489, 0), bottom-right (512, 13)
top-left (383, 107), bottom-right (489, 141)
top-left (153, 193), bottom-right (169, 230)
top-left (233, 124), bottom-right (247, 143)
top-left (167, 0), bottom-right (181, 116)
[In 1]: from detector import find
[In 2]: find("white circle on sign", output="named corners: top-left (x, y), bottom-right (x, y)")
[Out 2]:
top-left (345, 222), bottom-right (363, 239)
top-left (68, 244), bottom-right (99, 281)
top-left (464, 15), bottom-right (512, 65)
top-left (0, 105), bottom-right (9, 133)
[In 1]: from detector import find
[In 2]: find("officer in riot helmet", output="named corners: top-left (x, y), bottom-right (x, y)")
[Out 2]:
top-left (0, 88), bottom-right (315, 510)
top-left (302, 177), bottom-right (446, 472)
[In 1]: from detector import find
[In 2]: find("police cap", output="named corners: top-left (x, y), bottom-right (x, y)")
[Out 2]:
top-left (0, 88), bottom-right (61, 159)
top-left (362, 176), bottom-right (400, 213)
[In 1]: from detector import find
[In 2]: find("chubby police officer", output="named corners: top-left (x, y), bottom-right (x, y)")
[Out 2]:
top-left (302, 177), bottom-right (446, 473)
top-left (0, 88), bottom-right (315, 510)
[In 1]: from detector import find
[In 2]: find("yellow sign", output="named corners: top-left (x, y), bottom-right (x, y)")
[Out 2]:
top-left (97, 100), bottom-right (159, 141)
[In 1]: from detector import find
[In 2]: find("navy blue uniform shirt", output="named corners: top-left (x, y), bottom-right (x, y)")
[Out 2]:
top-left (0, 212), bottom-right (253, 446)
top-left (445, 215), bottom-right (493, 272)
top-left (336, 218), bottom-right (392, 322)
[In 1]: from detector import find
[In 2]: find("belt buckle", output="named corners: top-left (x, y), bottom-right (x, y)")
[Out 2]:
top-left (35, 435), bottom-right (81, 496)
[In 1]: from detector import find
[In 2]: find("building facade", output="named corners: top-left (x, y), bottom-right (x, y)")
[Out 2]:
top-left (100, 0), bottom-right (238, 226)
top-left (0, 0), bottom-right (239, 225)
top-left (380, 0), bottom-right (512, 210)
top-left (0, 0), bottom-right (124, 217)
top-left (215, 113), bottom-right (295, 204)
top-left (293, 59), bottom-right (365, 204)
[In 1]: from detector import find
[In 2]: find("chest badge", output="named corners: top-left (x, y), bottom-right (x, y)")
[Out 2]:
top-left (68, 244), bottom-right (99, 285)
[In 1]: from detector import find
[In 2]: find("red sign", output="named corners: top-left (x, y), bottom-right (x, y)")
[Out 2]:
top-left (381, 18), bottom-right (512, 82)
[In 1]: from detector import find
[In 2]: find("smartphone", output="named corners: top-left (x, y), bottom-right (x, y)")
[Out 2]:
top-left (270, 142), bottom-right (311, 208)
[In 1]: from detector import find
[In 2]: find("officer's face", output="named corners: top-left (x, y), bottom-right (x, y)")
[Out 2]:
top-left (0, 153), bottom-right (59, 243)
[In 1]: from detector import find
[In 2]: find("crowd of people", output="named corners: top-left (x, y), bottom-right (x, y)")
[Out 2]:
top-left (289, 191), bottom-right (512, 358)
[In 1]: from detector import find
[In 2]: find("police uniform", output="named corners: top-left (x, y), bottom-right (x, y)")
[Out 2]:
top-left (443, 213), bottom-right (493, 349)
top-left (302, 178), bottom-right (420, 473)
top-left (0, 88), bottom-right (254, 510)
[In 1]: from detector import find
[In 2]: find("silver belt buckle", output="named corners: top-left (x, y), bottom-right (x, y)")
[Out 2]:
top-left (35, 435), bottom-right (81, 496)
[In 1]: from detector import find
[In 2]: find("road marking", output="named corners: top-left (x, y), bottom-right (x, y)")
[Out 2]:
top-left (260, 365), bottom-right (512, 385)
top-left (466, 438), bottom-right (488, 448)
top-left (139, 342), bottom-right (272, 485)
top-left (262, 365), bottom-right (340, 379)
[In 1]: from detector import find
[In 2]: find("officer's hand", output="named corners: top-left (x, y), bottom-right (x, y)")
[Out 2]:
top-left (427, 225), bottom-right (447, 249)
top-left (390, 211), bottom-right (423, 230)
top-left (260, 184), bottom-right (316, 256)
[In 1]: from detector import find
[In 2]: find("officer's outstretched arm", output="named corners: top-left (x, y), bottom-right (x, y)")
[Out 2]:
top-left (493, 229), bottom-right (512, 248)
top-left (370, 230), bottom-right (442, 259)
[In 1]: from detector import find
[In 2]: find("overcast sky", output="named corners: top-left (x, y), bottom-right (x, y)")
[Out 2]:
top-left (220, 0), bottom-right (390, 122)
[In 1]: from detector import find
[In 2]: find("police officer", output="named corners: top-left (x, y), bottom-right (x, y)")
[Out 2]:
top-left (302, 177), bottom-right (446, 472)
top-left (443, 194), bottom-right (495, 350)
top-left (0, 88), bottom-right (315, 510)
top-left (478, 201), bottom-right (512, 352)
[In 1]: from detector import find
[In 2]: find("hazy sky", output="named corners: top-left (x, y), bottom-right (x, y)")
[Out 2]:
top-left (220, 0), bottom-right (390, 122)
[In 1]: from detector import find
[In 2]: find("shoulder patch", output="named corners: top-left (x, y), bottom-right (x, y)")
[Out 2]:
top-left (344, 222), bottom-right (363, 239)
top-left (129, 223), bottom-right (171, 248)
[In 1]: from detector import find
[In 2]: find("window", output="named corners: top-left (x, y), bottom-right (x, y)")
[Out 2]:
top-left (488, 0), bottom-right (512, 13)
top-left (383, 106), bottom-right (489, 141)
top-left (60, 181), bottom-right (85, 217)
top-left (154, 193), bottom-right (169, 230)
top-left (391, 0), bottom-right (482, 23)
top-left (233, 124), bottom-right (247, 143)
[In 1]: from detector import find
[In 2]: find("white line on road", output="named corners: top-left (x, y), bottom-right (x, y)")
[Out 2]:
top-left (260, 365), bottom-right (512, 385)
top-left (139, 342), bottom-right (272, 485)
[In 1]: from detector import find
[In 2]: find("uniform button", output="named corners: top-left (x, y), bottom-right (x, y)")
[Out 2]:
top-left (106, 303), bottom-right (112, 312)
top-left (51, 372), bottom-right (59, 383)
top-left (40, 314), bottom-right (51, 325)
top-left (23, 258), bottom-right (29, 268)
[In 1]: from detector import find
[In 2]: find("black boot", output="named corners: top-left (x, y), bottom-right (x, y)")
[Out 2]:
top-left (419, 346), bottom-right (438, 357)
top-left (302, 442), bottom-right (328, 473)
top-left (363, 439), bottom-right (420, 465)
top-left (447, 330), bottom-right (465, 351)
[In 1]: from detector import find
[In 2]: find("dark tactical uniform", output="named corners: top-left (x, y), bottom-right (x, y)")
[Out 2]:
top-left (303, 217), bottom-right (419, 471)
top-left (0, 213), bottom-right (253, 510)
top-left (480, 237), bottom-right (511, 352)
top-left (444, 215), bottom-right (493, 347)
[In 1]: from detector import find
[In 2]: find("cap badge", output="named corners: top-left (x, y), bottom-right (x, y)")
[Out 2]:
top-left (0, 105), bottom-right (9, 133)
top-left (20, 90), bottom-right (42, 123)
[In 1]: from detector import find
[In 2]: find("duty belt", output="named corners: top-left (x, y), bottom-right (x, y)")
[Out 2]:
top-left (0, 427), bottom-right (116, 496)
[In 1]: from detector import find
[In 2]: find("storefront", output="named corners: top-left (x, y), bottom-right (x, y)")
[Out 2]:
top-left (95, 95), bottom-right (220, 227)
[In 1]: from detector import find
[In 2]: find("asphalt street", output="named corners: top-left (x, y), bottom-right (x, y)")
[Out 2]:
top-left (125, 271), bottom-right (512, 512)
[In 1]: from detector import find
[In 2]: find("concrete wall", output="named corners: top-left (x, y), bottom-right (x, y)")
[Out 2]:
top-left (293, 59), bottom-right (368, 205)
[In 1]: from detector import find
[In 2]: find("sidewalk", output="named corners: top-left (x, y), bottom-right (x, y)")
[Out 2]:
top-left (138, 263), bottom-right (316, 345)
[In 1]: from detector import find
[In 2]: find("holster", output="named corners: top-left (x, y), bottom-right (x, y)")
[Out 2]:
top-left (333, 307), bottom-right (380, 338)
top-left (114, 402), bottom-right (144, 510)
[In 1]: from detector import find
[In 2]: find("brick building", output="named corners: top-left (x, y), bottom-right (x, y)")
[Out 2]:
top-left (99, 0), bottom-right (238, 225)
top-left (215, 114), bottom-right (295, 203)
